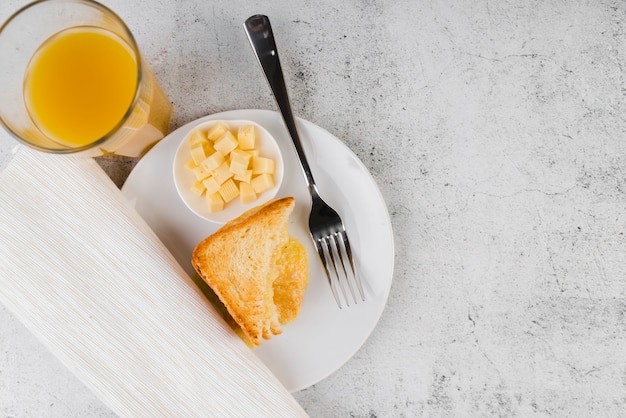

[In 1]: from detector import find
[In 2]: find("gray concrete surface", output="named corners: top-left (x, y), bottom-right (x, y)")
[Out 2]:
top-left (1, 0), bottom-right (626, 416)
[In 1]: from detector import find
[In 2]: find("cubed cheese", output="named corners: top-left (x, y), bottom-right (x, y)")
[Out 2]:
top-left (192, 164), bottom-right (211, 181)
top-left (229, 155), bottom-right (249, 177)
top-left (237, 125), bottom-right (256, 150)
top-left (252, 156), bottom-right (275, 174)
top-left (218, 179), bottom-right (239, 203)
top-left (189, 128), bottom-right (208, 146)
top-left (184, 158), bottom-right (196, 170)
top-left (214, 131), bottom-right (238, 155)
top-left (190, 180), bottom-right (206, 196)
top-left (202, 176), bottom-right (221, 195)
top-left (206, 122), bottom-right (229, 141)
top-left (190, 144), bottom-right (207, 166)
top-left (212, 161), bottom-right (234, 185)
top-left (251, 173), bottom-right (274, 193)
top-left (233, 169), bottom-right (253, 184)
top-left (239, 181), bottom-right (257, 204)
top-left (242, 149), bottom-right (260, 158)
top-left (201, 151), bottom-right (225, 172)
top-left (230, 148), bottom-right (252, 164)
top-left (206, 192), bottom-right (224, 213)
top-left (203, 141), bottom-right (215, 155)
top-left (183, 121), bottom-right (280, 213)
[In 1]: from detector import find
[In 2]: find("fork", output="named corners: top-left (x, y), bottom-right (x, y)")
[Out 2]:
top-left (244, 14), bottom-right (365, 308)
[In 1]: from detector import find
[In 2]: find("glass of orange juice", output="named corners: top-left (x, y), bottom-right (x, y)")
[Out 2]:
top-left (0, 0), bottom-right (173, 157)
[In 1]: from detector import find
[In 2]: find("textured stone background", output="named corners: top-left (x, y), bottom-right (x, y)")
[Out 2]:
top-left (1, 0), bottom-right (625, 416)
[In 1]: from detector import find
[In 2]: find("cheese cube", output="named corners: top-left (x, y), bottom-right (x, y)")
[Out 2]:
top-left (230, 149), bottom-right (252, 164)
top-left (190, 144), bottom-right (207, 166)
top-left (239, 182), bottom-right (257, 204)
top-left (233, 169), bottom-right (253, 184)
top-left (192, 164), bottom-right (211, 181)
top-left (229, 154), bottom-right (250, 177)
top-left (190, 142), bottom-right (216, 166)
top-left (218, 179), bottom-right (239, 203)
top-left (237, 125), bottom-right (256, 150)
top-left (206, 192), bottom-right (224, 213)
top-left (201, 151), bottom-right (224, 172)
top-left (203, 141), bottom-right (215, 155)
top-left (202, 176), bottom-right (221, 195)
top-left (184, 158), bottom-right (196, 170)
top-left (190, 180), bottom-right (206, 196)
top-left (189, 128), bottom-right (208, 146)
top-left (252, 157), bottom-right (275, 174)
top-left (206, 122), bottom-right (229, 141)
top-left (251, 173), bottom-right (274, 194)
top-left (240, 149), bottom-right (260, 159)
top-left (214, 131), bottom-right (238, 155)
top-left (212, 161), bottom-right (234, 185)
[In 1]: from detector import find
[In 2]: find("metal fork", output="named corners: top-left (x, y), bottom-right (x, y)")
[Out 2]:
top-left (244, 14), bottom-right (365, 308)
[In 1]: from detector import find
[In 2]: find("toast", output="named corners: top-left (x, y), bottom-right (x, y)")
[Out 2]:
top-left (191, 197), bottom-right (308, 346)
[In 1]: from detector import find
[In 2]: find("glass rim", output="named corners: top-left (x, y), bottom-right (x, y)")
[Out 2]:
top-left (0, 0), bottom-right (144, 154)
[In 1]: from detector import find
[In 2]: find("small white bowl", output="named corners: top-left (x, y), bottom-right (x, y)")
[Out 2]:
top-left (173, 119), bottom-right (284, 224)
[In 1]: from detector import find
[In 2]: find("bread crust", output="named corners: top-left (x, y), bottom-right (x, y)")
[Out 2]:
top-left (191, 197), bottom-right (295, 345)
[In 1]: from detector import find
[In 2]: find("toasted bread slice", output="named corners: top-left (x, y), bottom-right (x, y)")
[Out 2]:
top-left (193, 236), bottom-right (308, 348)
top-left (191, 197), bottom-right (295, 346)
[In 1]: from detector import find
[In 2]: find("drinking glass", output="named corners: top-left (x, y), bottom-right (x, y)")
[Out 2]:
top-left (0, 0), bottom-right (173, 157)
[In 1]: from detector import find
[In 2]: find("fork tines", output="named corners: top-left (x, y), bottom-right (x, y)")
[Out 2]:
top-left (314, 229), bottom-right (365, 308)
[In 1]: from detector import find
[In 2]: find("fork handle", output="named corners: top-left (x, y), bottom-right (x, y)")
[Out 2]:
top-left (244, 15), bottom-right (317, 190)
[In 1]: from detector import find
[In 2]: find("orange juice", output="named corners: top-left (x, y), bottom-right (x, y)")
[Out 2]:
top-left (24, 27), bottom-right (138, 147)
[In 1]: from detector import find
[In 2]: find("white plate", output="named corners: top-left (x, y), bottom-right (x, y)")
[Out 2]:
top-left (172, 120), bottom-right (284, 224)
top-left (121, 109), bottom-right (394, 392)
